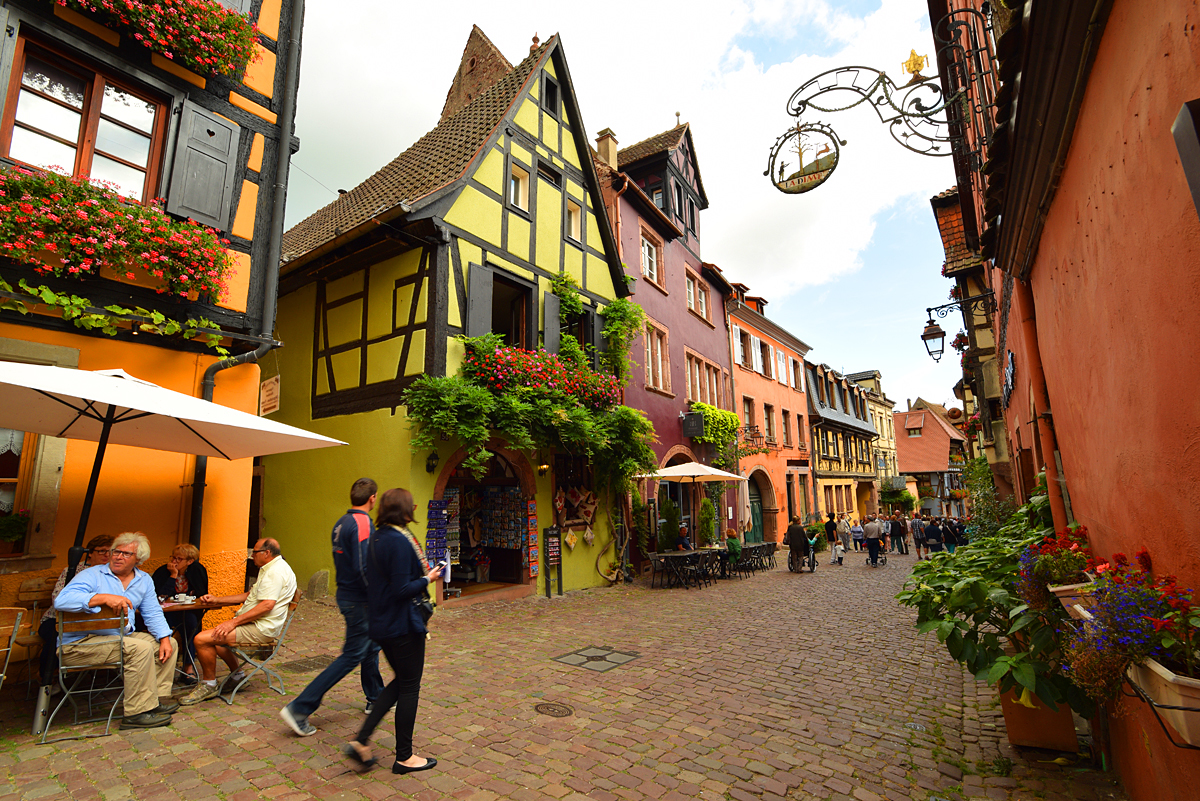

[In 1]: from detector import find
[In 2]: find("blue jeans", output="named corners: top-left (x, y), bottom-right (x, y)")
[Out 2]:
top-left (289, 597), bottom-right (382, 718)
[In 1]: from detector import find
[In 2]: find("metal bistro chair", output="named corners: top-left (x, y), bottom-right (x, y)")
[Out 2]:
top-left (220, 589), bottom-right (301, 705)
top-left (648, 552), bottom-right (667, 589)
top-left (765, 542), bottom-right (779, 569)
top-left (0, 607), bottom-right (24, 692)
top-left (42, 609), bottom-right (129, 743)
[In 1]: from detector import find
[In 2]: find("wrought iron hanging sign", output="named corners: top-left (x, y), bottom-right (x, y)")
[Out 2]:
top-left (767, 8), bottom-right (998, 195)
top-left (767, 122), bottom-right (842, 195)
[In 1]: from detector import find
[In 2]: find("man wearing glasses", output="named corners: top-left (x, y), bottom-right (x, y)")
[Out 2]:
top-left (54, 531), bottom-right (179, 730)
top-left (181, 538), bottom-right (297, 705)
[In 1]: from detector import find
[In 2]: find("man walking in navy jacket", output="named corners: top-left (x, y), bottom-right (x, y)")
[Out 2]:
top-left (281, 478), bottom-right (383, 736)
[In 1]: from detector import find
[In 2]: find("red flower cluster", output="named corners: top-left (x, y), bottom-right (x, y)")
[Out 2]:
top-left (462, 346), bottom-right (620, 410)
top-left (0, 166), bottom-right (233, 304)
top-left (54, 0), bottom-right (259, 77)
top-left (1031, 525), bottom-right (1096, 566)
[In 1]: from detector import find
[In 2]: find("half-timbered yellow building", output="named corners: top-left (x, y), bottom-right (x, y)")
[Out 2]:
top-left (265, 29), bottom-right (630, 603)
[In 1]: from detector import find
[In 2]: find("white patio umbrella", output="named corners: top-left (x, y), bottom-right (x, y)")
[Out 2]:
top-left (738, 475), bottom-right (752, 533)
top-left (635, 462), bottom-right (747, 483)
top-left (0, 361), bottom-right (344, 571)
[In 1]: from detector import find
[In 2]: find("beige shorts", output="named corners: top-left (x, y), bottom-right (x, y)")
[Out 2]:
top-left (232, 624), bottom-right (275, 645)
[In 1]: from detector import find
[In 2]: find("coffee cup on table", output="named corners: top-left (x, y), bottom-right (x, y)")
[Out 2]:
top-left (174, 594), bottom-right (188, 603)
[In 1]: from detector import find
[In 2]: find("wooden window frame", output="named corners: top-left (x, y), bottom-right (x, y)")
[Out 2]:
top-left (509, 161), bottom-right (530, 212)
top-left (782, 410), bottom-right (791, 446)
top-left (542, 75), bottom-right (561, 119)
top-left (643, 317), bottom-right (670, 394)
top-left (1, 35), bottom-right (171, 204)
top-left (565, 197), bottom-right (582, 243)
top-left (763, 403), bottom-right (775, 443)
top-left (742, 396), bottom-right (755, 428)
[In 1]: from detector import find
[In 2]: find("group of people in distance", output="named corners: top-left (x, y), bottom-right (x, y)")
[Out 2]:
top-left (800, 510), bottom-right (970, 567)
top-left (44, 532), bottom-right (297, 730)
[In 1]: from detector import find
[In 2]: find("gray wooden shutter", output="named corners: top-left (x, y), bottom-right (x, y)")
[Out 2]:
top-left (591, 309), bottom-right (607, 370)
top-left (166, 100), bottom-right (241, 231)
top-left (543, 292), bottom-right (561, 353)
top-left (466, 264), bottom-right (493, 337)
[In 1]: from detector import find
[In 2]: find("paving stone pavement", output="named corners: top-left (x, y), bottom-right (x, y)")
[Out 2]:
top-left (0, 552), bottom-right (1130, 801)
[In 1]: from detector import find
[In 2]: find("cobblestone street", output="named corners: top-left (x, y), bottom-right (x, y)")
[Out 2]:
top-left (1, 554), bottom-right (1128, 801)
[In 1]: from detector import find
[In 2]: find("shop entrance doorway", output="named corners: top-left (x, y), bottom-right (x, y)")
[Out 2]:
top-left (443, 452), bottom-right (531, 595)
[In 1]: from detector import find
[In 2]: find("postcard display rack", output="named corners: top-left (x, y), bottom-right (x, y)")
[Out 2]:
top-left (476, 486), bottom-right (537, 583)
top-left (426, 488), bottom-right (461, 566)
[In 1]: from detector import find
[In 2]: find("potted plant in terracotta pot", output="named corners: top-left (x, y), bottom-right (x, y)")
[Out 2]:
top-left (0, 508), bottom-right (30, 555)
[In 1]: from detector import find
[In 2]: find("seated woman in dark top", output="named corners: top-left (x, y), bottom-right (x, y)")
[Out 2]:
top-left (152, 543), bottom-right (209, 679)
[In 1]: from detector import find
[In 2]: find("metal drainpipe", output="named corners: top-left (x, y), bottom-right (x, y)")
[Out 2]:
top-left (188, 0), bottom-right (305, 546)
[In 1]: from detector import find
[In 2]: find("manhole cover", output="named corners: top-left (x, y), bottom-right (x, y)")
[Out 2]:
top-left (279, 655), bottom-right (337, 673)
top-left (552, 646), bottom-right (640, 672)
top-left (905, 722), bottom-right (927, 731)
top-left (535, 702), bottom-right (573, 718)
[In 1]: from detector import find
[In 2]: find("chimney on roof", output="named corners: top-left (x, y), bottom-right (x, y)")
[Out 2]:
top-left (907, 399), bottom-right (912, 411)
top-left (596, 128), bottom-right (618, 169)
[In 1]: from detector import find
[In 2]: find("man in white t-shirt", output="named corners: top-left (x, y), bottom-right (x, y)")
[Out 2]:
top-left (180, 539), bottom-right (298, 705)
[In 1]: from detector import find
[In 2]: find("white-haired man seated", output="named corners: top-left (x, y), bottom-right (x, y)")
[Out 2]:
top-left (54, 531), bottom-right (178, 730)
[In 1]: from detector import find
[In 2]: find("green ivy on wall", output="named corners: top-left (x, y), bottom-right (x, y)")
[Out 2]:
top-left (598, 297), bottom-right (645, 383)
top-left (0, 276), bottom-right (228, 355)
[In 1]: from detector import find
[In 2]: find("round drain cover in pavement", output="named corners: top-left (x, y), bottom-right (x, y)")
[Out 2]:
top-left (535, 702), bottom-right (573, 718)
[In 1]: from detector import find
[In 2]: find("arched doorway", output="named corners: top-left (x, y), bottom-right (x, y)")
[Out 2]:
top-left (439, 450), bottom-right (533, 590)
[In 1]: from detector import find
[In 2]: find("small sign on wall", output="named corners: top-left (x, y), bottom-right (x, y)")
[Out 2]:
top-left (259, 375), bottom-right (280, 416)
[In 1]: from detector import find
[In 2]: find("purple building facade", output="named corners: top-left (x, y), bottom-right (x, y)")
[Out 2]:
top-left (593, 124), bottom-right (736, 545)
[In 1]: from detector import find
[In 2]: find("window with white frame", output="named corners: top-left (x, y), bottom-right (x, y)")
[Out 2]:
top-left (640, 233), bottom-right (661, 286)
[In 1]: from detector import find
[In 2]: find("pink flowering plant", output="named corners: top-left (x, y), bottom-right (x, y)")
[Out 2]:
top-left (0, 166), bottom-right (233, 304)
top-left (53, 0), bottom-right (259, 77)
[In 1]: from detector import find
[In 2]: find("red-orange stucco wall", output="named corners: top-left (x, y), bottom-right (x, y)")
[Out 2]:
top-left (1020, 2), bottom-right (1200, 796)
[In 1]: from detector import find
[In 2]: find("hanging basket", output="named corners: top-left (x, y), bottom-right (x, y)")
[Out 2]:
top-left (1126, 658), bottom-right (1200, 747)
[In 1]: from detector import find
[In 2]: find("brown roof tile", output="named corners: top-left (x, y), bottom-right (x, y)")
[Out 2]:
top-left (281, 37), bottom-right (554, 266)
top-left (616, 123), bottom-right (687, 168)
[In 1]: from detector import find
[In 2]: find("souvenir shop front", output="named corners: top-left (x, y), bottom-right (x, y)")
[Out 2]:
top-left (427, 452), bottom-right (536, 597)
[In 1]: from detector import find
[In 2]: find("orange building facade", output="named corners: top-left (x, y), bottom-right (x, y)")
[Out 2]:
top-left (928, 0), bottom-right (1200, 796)
top-left (727, 287), bottom-right (811, 542)
top-left (0, 0), bottom-right (304, 608)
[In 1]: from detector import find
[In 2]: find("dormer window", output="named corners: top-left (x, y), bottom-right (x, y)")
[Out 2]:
top-left (674, 182), bottom-right (684, 217)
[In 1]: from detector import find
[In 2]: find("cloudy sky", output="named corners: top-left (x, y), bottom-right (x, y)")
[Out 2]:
top-left (284, 0), bottom-right (967, 413)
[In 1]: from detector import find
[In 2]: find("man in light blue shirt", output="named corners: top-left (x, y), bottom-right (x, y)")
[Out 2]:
top-left (55, 531), bottom-right (178, 730)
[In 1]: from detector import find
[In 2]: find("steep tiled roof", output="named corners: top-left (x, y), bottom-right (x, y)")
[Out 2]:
top-left (281, 37), bottom-right (553, 266)
top-left (894, 408), bottom-right (966, 474)
top-left (616, 123), bottom-right (687, 168)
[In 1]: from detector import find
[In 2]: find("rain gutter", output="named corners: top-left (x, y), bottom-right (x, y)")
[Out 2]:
top-left (188, 0), bottom-right (304, 546)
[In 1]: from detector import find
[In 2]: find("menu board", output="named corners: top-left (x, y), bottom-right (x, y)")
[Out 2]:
top-left (545, 526), bottom-right (562, 566)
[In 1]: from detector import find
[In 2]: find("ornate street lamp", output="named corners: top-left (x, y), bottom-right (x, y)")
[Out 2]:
top-left (921, 318), bottom-right (947, 362)
top-left (920, 291), bottom-right (996, 362)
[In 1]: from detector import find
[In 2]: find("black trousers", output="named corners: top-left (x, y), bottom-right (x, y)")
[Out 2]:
top-left (356, 632), bottom-right (425, 760)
